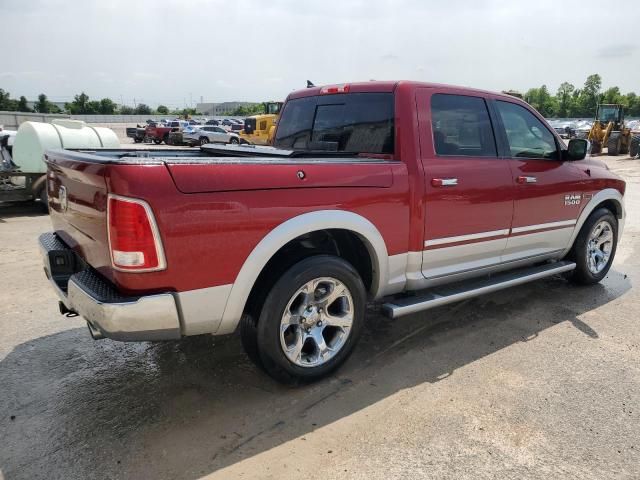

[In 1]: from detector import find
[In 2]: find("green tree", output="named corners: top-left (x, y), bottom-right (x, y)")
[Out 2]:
top-left (156, 105), bottom-right (169, 114)
top-left (578, 74), bottom-right (602, 117)
top-left (134, 103), bottom-right (151, 115)
top-left (98, 98), bottom-right (117, 114)
top-left (17, 96), bottom-right (32, 112)
top-left (86, 101), bottom-right (101, 114)
top-left (625, 92), bottom-right (640, 117)
top-left (65, 92), bottom-right (91, 114)
top-left (601, 86), bottom-right (622, 105)
top-left (556, 82), bottom-right (575, 117)
top-left (0, 88), bottom-right (13, 110)
top-left (119, 105), bottom-right (135, 114)
top-left (35, 93), bottom-right (50, 113)
top-left (524, 85), bottom-right (557, 117)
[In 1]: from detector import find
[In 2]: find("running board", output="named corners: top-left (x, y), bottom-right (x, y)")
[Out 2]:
top-left (382, 261), bottom-right (576, 319)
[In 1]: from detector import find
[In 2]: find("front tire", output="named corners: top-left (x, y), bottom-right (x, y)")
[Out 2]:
top-left (229, 137), bottom-right (239, 145)
top-left (607, 133), bottom-right (621, 156)
top-left (566, 208), bottom-right (617, 285)
top-left (243, 255), bottom-right (366, 384)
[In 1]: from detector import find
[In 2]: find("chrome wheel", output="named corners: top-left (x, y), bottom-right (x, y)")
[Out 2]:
top-left (279, 277), bottom-right (354, 368)
top-left (587, 220), bottom-right (613, 274)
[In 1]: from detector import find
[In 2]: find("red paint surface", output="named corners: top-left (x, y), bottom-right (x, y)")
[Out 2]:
top-left (46, 81), bottom-right (626, 296)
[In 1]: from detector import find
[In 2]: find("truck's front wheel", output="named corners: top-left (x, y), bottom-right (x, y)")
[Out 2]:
top-left (243, 255), bottom-right (366, 384)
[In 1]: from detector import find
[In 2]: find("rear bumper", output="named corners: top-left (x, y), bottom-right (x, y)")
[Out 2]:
top-left (39, 233), bottom-right (181, 341)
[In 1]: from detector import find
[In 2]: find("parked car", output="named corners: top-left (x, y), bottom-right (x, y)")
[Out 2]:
top-left (206, 119), bottom-right (220, 126)
top-left (221, 119), bottom-right (235, 126)
top-left (553, 125), bottom-right (576, 139)
top-left (126, 125), bottom-right (147, 143)
top-left (39, 81), bottom-right (625, 384)
top-left (182, 125), bottom-right (240, 146)
top-left (145, 124), bottom-right (177, 144)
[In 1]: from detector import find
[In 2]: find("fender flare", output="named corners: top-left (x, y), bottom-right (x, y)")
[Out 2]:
top-left (561, 188), bottom-right (625, 256)
top-left (215, 210), bottom-right (390, 334)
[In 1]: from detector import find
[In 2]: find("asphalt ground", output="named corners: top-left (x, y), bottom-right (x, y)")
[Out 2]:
top-left (0, 155), bottom-right (639, 480)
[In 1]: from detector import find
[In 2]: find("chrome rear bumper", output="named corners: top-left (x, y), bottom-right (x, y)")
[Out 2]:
top-left (39, 232), bottom-right (181, 341)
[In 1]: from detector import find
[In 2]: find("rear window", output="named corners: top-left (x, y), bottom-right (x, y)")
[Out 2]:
top-left (274, 93), bottom-right (394, 154)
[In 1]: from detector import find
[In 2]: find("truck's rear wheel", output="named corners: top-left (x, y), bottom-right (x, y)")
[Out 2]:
top-left (242, 255), bottom-right (366, 384)
top-left (607, 133), bottom-right (621, 156)
top-left (153, 138), bottom-right (162, 145)
top-left (566, 208), bottom-right (617, 285)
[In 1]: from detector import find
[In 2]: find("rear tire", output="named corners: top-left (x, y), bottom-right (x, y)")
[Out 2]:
top-left (199, 136), bottom-right (209, 146)
top-left (242, 255), bottom-right (366, 384)
top-left (566, 208), bottom-right (617, 285)
top-left (607, 133), bottom-right (621, 156)
top-left (153, 138), bottom-right (162, 145)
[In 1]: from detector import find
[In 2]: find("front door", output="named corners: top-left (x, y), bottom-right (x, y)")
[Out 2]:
top-left (493, 99), bottom-right (590, 262)
top-left (417, 89), bottom-right (514, 280)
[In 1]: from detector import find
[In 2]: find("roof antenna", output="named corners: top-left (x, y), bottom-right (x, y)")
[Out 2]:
top-left (306, 80), bottom-right (315, 88)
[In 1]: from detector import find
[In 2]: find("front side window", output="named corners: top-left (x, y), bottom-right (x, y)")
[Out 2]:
top-left (274, 93), bottom-right (394, 154)
top-left (431, 94), bottom-right (497, 157)
top-left (496, 101), bottom-right (558, 159)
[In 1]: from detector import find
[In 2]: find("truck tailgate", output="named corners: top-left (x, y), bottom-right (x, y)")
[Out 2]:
top-left (45, 153), bottom-right (112, 277)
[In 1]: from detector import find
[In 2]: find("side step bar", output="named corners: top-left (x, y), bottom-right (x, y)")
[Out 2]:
top-left (382, 261), bottom-right (576, 319)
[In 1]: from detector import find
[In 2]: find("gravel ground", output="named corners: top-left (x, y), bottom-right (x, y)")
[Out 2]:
top-left (0, 156), bottom-right (639, 480)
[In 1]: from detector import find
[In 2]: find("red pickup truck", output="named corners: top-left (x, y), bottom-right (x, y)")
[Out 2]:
top-left (40, 81), bottom-right (625, 383)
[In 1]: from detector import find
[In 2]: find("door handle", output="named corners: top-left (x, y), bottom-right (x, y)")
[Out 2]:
top-left (517, 176), bottom-right (537, 184)
top-left (432, 178), bottom-right (458, 187)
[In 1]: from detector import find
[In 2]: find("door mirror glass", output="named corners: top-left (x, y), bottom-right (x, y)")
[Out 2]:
top-left (565, 138), bottom-right (589, 161)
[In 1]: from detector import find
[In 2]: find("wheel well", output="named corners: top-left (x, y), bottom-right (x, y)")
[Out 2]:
top-left (597, 199), bottom-right (622, 219)
top-left (243, 229), bottom-right (374, 319)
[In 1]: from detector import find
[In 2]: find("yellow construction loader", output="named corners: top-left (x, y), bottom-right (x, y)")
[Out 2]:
top-left (588, 104), bottom-right (631, 156)
top-left (239, 101), bottom-right (283, 145)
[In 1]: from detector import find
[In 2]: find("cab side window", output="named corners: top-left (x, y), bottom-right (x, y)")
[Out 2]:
top-left (431, 94), bottom-right (497, 157)
top-left (496, 101), bottom-right (558, 160)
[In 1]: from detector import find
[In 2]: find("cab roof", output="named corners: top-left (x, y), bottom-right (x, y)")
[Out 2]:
top-left (287, 80), bottom-right (518, 102)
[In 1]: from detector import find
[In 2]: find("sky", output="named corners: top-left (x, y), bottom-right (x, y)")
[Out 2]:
top-left (2, 0), bottom-right (639, 108)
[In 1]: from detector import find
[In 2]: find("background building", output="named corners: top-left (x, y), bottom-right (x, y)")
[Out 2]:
top-left (196, 101), bottom-right (255, 116)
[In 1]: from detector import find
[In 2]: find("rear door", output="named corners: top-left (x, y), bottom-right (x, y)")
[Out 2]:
top-left (493, 99), bottom-right (590, 262)
top-left (417, 89), bottom-right (514, 280)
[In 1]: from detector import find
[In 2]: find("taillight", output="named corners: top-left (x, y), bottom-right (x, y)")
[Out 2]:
top-left (320, 84), bottom-right (350, 94)
top-left (107, 194), bottom-right (166, 272)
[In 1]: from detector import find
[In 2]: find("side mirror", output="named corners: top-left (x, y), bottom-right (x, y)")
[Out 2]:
top-left (563, 138), bottom-right (589, 161)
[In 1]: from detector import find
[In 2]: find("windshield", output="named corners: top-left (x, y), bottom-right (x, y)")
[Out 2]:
top-left (273, 92), bottom-right (394, 154)
top-left (597, 105), bottom-right (619, 123)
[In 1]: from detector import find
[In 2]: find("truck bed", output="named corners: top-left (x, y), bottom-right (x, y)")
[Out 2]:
top-left (44, 144), bottom-right (407, 296)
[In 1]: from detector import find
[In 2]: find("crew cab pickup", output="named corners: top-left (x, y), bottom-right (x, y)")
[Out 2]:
top-left (40, 81), bottom-right (626, 383)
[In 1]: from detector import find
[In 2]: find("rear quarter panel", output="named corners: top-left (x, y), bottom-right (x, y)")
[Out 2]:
top-left (106, 160), bottom-right (410, 295)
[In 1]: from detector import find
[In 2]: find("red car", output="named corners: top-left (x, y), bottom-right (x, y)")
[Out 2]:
top-left (40, 81), bottom-right (625, 383)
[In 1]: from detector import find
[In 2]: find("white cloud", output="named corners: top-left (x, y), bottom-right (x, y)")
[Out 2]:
top-left (1, 0), bottom-right (639, 107)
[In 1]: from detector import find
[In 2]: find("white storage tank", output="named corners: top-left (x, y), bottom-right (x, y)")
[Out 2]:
top-left (11, 119), bottom-right (119, 173)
